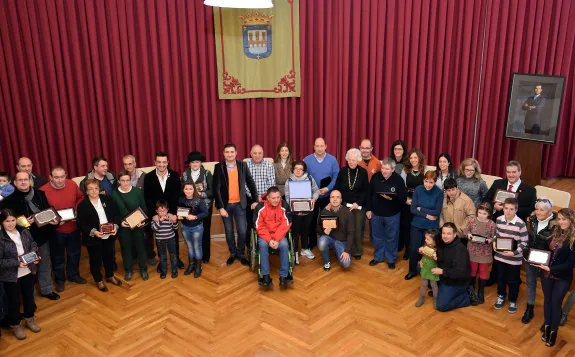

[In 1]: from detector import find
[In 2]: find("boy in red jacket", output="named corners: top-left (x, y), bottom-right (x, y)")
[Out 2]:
top-left (254, 186), bottom-right (292, 288)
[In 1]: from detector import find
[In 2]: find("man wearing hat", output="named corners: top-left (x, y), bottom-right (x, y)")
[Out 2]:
top-left (181, 151), bottom-right (214, 263)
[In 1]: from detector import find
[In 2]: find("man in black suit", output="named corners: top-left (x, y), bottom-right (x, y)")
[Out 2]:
top-left (482, 160), bottom-right (536, 286)
top-left (522, 83), bottom-right (546, 135)
top-left (483, 160), bottom-right (537, 222)
top-left (143, 151), bottom-right (183, 268)
top-left (213, 143), bottom-right (258, 266)
top-left (15, 157), bottom-right (47, 189)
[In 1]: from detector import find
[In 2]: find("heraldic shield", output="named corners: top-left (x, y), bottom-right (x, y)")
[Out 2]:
top-left (243, 24), bottom-right (272, 59)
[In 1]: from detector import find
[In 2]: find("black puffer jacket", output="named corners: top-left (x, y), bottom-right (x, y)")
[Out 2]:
top-left (525, 212), bottom-right (557, 257)
top-left (0, 228), bottom-right (38, 283)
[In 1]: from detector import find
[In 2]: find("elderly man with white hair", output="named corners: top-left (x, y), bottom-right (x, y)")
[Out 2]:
top-left (333, 148), bottom-right (369, 259)
top-left (521, 197), bottom-right (557, 324)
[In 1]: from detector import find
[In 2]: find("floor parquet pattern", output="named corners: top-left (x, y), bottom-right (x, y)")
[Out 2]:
top-left (0, 179), bottom-right (574, 356)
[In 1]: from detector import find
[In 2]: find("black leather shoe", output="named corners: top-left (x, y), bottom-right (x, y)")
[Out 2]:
top-left (240, 257), bottom-right (250, 266)
top-left (160, 272), bottom-right (167, 279)
top-left (184, 264), bottom-right (194, 276)
top-left (546, 330), bottom-right (557, 347)
top-left (259, 274), bottom-right (273, 288)
top-left (279, 276), bottom-right (292, 288)
top-left (404, 272), bottom-right (417, 280)
top-left (402, 254), bottom-right (409, 261)
top-left (171, 269), bottom-right (178, 278)
top-left (226, 256), bottom-right (236, 266)
top-left (124, 272), bottom-right (133, 281)
top-left (41, 292), bottom-right (61, 300)
top-left (69, 276), bottom-right (87, 284)
top-left (177, 259), bottom-right (185, 269)
top-left (522, 304), bottom-right (535, 324)
top-left (387, 262), bottom-right (396, 269)
top-left (369, 259), bottom-right (382, 266)
top-left (55, 282), bottom-right (65, 293)
top-left (140, 270), bottom-right (149, 281)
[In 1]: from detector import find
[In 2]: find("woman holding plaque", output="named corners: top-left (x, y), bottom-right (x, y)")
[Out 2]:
top-left (181, 151), bottom-right (214, 263)
top-left (76, 179), bottom-right (122, 292)
top-left (111, 171), bottom-right (148, 282)
top-left (399, 148), bottom-right (427, 260)
top-left (0, 208), bottom-right (41, 340)
top-left (537, 208), bottom-right (575, 347)
top-left (334, 148), bottom-right (369, 260)
top-left (285, 161), bottom-right (319, 263)
top-left (178, 182), bottom-right (208, 277)
top-left (273, 142), bottom-right (294, 198)
top-left (456, 158), bottom-right (488, 208)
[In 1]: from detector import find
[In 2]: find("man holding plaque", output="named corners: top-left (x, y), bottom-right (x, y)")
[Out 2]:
top-left (40, 166), bottom-right (87, 292)
top-left (254, 186), bottom-right (292, 288)
top-left (79, 156), bottom-right (117, 196)
top-left (15, 157), bottom-right (47, 189)
top-left (366, 158), bottom-right (406, 269)
top-left (317, 190), bottom-right (354, 271)
top-left (1, 172), bottom-right (60, 300)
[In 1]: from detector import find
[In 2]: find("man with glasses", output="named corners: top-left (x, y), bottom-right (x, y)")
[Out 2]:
top-left (358, 138), bottom-right (382, 182)
top-left (40, 166), bottom-right (87, 292)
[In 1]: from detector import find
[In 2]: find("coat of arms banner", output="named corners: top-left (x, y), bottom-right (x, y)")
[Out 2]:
top-left (213, 0), bottom-right (301, 99)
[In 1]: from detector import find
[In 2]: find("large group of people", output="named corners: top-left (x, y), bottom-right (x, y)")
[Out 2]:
top-left (0, 138), bottom-right (574, 348)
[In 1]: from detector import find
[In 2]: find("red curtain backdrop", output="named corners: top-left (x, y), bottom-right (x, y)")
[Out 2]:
top-left (0, 0), bottom-right (573, 178)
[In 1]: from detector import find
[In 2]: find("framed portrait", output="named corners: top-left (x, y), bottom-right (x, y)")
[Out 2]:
top-left (505, 73), bottom-right (565, 144)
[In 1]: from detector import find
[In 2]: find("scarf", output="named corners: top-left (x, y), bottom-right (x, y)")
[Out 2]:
top-left (24, 188), bottom-right (41, 213)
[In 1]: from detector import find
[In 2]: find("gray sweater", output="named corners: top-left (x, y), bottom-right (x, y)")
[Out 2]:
top-left (456, 177), bottom-right (488, 208)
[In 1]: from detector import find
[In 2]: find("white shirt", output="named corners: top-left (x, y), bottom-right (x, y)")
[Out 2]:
top-left (118, 185), bottom-right (132, 194)
top-left (508, 179), bottom-right (522, 192)
top-left (91, 198), bottom-right (111, 239)
top-left (156, 169), bottom-right (169, 192)
top-left (537, 214), bottom-right (554, 234)
top-left (191, 169), bottom-right (201, 182)
top-left (7, 230), bottom-right (31, 278)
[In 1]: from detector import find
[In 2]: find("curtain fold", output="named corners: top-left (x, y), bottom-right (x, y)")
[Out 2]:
top-left (0, 0), bottom-right (573, 178)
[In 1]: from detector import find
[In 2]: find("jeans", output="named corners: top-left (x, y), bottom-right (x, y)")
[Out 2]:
top-left (409, 226), bottom-right (427, 274)
top-left (436, 282), bottom-right (471, 312)
top-left (318, 235), bottom-right (351, 269)
top-left (496, 260), bottom-right (521, 302)
top-left (3, 273), bottom-right (36, 326)
top-left (221, 203), bottom-right (248, 258)
top-left (181, 224), bottom-right (204, 261)
top-left (157, 238), bottom-right (177, 273)
top-left (371, 213), bottom-right (400, 263)
top-left (37, 242), bottom-right (54, 295)
top-left (541, 276), bottom-right (571, 330)
top-left (86, 239), bottom-right (116, 283)
top-left (258, 237), bottom-right (289, 278)
top-left (50, 231), bottom-right (82, 283)
top-left (525, 262), bottom-right (539, 305)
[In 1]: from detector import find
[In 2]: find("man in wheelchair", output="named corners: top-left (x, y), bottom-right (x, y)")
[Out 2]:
top-left (254, 186), bottom-right (293, 288)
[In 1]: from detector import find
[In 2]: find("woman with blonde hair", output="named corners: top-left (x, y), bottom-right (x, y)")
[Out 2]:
top-left (456, 158), bottom-right (488, 207)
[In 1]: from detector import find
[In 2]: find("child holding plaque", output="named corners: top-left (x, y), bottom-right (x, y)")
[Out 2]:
top-left (415, 229), bottom-right (439, 308)
top-left (178, 182), bottom-right (208, 278)
top-left (492, 198), bottom-right (528, 314)
top-left (465, 202), bottom-right (496, 304)
top-left (151, 200), bottom-right (179, 279)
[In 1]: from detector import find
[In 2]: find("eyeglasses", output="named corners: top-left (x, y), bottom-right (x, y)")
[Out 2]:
top-left (14, 179), bottom-right (30, 182)
top-left (536, 198), bottom-right (552, 205)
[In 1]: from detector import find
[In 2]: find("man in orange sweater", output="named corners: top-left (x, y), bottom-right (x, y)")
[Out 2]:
top-left (254, 186), bottom-right (292, 288)
top-left (40, 166), bottom-right (86, 292)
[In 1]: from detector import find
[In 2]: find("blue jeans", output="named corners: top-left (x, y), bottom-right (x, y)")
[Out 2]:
top-left (409, 226), bottom-right (427, 274)
top-left (221, 203), bottom-right (248, 258)
top-left (436, 282), bottom-right (471, 312)
top-left (50, 231), bottom-right (82, 283)
top-left (371, 213), bottom-right (400, 263)
top-left (258, 237), bottom-right (289, 278)
top-left (181, 224), bottom-right (204, 261)
top-left (318, 235), bottom-right (351, 269)
top-left (156, 238), bottom-right (177, 273)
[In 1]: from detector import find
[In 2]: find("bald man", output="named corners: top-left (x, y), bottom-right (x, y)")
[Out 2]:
top-left (317, 190), bottom-right (353, 271)
top-left (15, 157), bottom-right (47, 188)
top-left (245, 144), bottom-right (276, 237)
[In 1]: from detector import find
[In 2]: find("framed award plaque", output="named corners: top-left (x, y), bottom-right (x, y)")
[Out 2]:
top-left (177, 207), bottom-right (191, 217)
top-left (494, 189), bottom-right (519, 204)
top-left (321, 216), bottom-right (338, 230)
top-left (19, 251), bottom-right (40, 265)
top-left (34, 208), bottom-right (60, 227)
top-left (57, 208), bottom-right (76, 222)
top-left (471, 234), bottom-right (488, 244)
top-left (527, 249), bottom-right (551, 266)
top-left (124, 207), bottom-right (148, 229)
top-left (496, 237), bottom-right (515, 251)
top-left (291, 200), bottom-right (312, 212)
top-left (100, 223), bottom-right (115, 235)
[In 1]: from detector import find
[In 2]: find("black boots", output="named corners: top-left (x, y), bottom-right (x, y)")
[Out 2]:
top-left (541, 324), bottom-right (550, 342)
top-left (477, 279), bottom-right (487, 304)
top-left (546, 330), bottom-right (557, 347)
top-left (194, 259), bottom-right (202, 278)
top-left (468, 278), bottom-right (479, 306)
top-left (521, 304), bottom-right (535, 324)
top-left (170, 254), bottom-right (178, 278)
top-left (184, 260), bottom-right (196, 276)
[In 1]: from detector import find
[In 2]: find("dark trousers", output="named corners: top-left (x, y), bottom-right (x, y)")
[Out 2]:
top-left (3, 273), bottom-right (36, 326)
top-left (291, 213), bottom-right (313, 251)
top-left (496, 260), bottom-right (522, 302)
top-left (542, 276), bottom-right (571, 330)
top-left (308, 196), bottom-right (329, 248)
top-left (145, 225), bottom-right (156, 260)
top-left (409, 226), bottom-right (427, 274)
top-left (202, 207), bottom-right (213, 262)
top-left (118, 227), bottom-right (147, 272)
top-left (157, 237), bottom-right (177, 273)
top-left (50, 231), bottom-right (82, 283)
top-left (436, 282), bottom-right (471, 312)
top-left (86, 239), bottom-right (116, 283)
top-left (399, 204), bottom-right (413, 253)
top-left (350, 209), bottom-right (364, 257)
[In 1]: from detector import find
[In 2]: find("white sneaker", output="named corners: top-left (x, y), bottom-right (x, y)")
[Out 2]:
top-left (301, 249), bottom-right (315, 260)
top-left (323, 262), bottom-right (331, 272)
top-left (294, 252), bottom-right (300, 265)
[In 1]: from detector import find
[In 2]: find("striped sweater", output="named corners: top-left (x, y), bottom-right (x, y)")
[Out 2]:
top-left (494, 215), bottom-right (528, 266)
top-left (151, 219), bottom-right (178, 240)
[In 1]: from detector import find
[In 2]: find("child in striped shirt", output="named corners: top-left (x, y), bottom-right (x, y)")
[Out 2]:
top-left (492, 197), bottom-right (529, 313)
top-left (151, 200), bottom-right (179, 279)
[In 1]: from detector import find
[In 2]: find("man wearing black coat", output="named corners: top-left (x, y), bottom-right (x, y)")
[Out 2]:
top-left (143, 152), bottom-right (183, 268)
top-left (213, 143), bottom-right (258, 266)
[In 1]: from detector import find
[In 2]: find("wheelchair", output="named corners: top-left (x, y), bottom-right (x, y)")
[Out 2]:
top-left (248, 228), bottom-right (295, 283)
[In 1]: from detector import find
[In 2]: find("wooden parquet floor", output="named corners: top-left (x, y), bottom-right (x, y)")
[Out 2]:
top-left (1, 179), bottom-right (574, 357)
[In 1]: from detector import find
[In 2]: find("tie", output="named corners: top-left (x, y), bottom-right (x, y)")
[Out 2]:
top-left (508, 184), bottom-right (513, 192)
